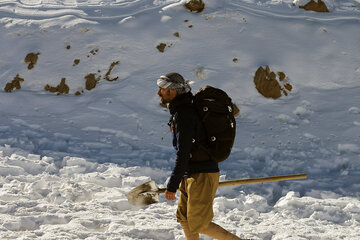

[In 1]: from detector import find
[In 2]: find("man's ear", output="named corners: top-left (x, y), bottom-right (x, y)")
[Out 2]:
top-left (170, 89), bottom-right (178, 98)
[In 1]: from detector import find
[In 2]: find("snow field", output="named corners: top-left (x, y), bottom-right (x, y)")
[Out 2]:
top-left (0, 147), bottom-right (359, 239)
top-left (0, 0), bottom-right (360, 239)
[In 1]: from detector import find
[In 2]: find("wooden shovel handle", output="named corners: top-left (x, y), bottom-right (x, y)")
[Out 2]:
top-left (159, 173), bottom-right (307, 193)
top-left (218, 173), bottom-right (307, 187)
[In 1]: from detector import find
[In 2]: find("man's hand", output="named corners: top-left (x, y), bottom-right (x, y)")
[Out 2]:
top-left (165, 190), bottom-right (176, 201)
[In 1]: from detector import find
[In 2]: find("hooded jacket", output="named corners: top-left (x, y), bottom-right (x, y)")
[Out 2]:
top-left (166, 92), bottom-right (219, 192)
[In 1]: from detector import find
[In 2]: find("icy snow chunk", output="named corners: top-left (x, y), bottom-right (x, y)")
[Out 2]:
top-left (0, 204), bottom-right (13, 214)
top-left (63, 156), bottom-right (90, 166)
top-left (119, 16), bottom-right (135, 25)
top-left (293, 104), bottom-right (313, 117)
top-left (109, 199), bottom-right (132, 211)
top-left (275, 191), bottom-right (301, 208)
top-left (276, 114), bottom-right (297, 124)
top-left (348, 107), bottom-right (360, 114)
top-left (61, 182), bottom-right (93, 202)
top-left (6, 154), bottom-right (47, 175)
top-left (244, 147), bottom-right (267, 159)
top-left (213, 196), bottom-right (245, 213)
top-left (338, 144), bottom-right (360, 154)
top-left (160, 15), bottom-right (172, 23)
top-left (303, 133), bottom-right (319, 141)
top-left (60, 166), bottom-right (87, 175)
top-left (344, 202), bottom-right (360, 214)
top-left (294, 106), bottom-right (307, 116)
top-left (244, 194), bottom-right (269, 212)
top-left (293, 0), bottom-right (310, 6)
top-left (48, 193), bottom-right (67, 204)
top-left (39, 215), bottom-right (71, 225)
top-left (122, 176), bottom-right (151, 188)
top-left (310, 207), bottom-right (351, 224)
top-left (24, 180), bottom-right (51, 199)
top-left (3, 217), bottom-right (39, 231)
top-left (307, 190), bottom-right (341, 199)
top-left (0, 165), bottom-right (26, 176)
top-left (60, 156), bottom-right (97, 175)
top-left (27, 154), bottom-right (41, 161)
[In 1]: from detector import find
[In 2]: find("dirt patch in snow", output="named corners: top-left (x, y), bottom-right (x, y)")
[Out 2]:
top-left (73, 59), bottom-right (80, 66)
top-left (85, 73), bottom-right (101, 91)
top-left (44, 78), bottom-right (70, 95)
top-left (24, 52), bottom-right (40, 70)
top-left (299, 0), bottom-right (329, 12)
top-left (4, 74), bottom-right (24, 92)
top-left (77, 61), bottom-right (120, 95)
top-left (6, 46), bottom-right (120, 95)
top-left (184, 0), bottom-right (205, 13)
top-left (88, 48), bottom-right (99, 58)
top-left (105, 61), bottom-right (120, 81)
top-left (253, 66), bottom-right (293, 99)
top-left (156, 43), bottom-right (174, 53)
top-left (156, 43), bottom-right (167, 52)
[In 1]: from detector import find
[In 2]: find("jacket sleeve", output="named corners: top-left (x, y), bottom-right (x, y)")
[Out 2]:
top-left (166, 113), bottom-right (194, 192)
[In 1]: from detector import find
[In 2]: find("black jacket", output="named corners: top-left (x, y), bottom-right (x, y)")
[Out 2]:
top-left (166, 92), bottom-right (219, 192)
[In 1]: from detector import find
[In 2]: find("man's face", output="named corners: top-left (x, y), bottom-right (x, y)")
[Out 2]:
top-left (158, 87), bottom-right (176, 105)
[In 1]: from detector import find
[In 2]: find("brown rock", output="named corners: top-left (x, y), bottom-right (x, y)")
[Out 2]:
top-left (57, 78), bottom-right (70, 94)
top-left (184, 0), bottom-right (205, 13)
top-left (24, 52), bottom-right (40, 70)
top-left (44, 78), bottom-right (69, 95)
top-left (85, 73), bottom-right (101, 90)
top-left (253, 66), bottom-right (293, 99)
top-left (75, 90), bottom-right (84, 96)
top-left (156, 43), bottom-right (167, 52)
top-left (278, 72), bottom-right (286, 81)
top-left (44, 85), bottom-right (58, 93)
top-left (299, 0), bottom-right (329, 12)
top-left (254, 66), bottom-right (282, 99)
top-left (284, 83), bottom-right (293, 91)
top-left (73, 59), bottom-right (80, 66)
top-left (4, 74), bottom-right (24, 92)
top-left (90, 49), bottom-right (99, 55)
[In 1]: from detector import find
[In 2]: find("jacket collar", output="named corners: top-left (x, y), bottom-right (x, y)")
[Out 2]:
top-left (168, 92), bottom-right (193, 115)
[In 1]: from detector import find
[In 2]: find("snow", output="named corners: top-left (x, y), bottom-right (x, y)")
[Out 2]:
top-left (0, 0), bottom-right (360, 239)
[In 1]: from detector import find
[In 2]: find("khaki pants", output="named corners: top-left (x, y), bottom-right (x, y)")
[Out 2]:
top-left (176, 172), bottom-right (219, 233)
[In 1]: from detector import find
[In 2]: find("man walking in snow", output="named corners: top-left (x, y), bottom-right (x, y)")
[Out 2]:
top-left (157, 72), bottom-right (244, 240)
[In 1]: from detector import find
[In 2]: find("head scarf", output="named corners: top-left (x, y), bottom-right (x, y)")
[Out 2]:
top-left (157, 72), bottom-right (192, 94)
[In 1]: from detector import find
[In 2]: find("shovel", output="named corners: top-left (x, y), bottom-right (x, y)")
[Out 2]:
top-left (127, 173), bottom-right (307, 206)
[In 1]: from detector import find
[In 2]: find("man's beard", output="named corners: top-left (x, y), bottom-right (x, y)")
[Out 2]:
top-left (159, 97), bottom-right (169, 108)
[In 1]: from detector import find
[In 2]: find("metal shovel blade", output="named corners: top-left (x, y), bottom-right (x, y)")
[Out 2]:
top-left (127, 180), bottom-right (166, 206)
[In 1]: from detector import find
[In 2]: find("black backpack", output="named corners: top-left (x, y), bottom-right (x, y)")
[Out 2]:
top-left (193, 86), bottom-right (237, 162)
